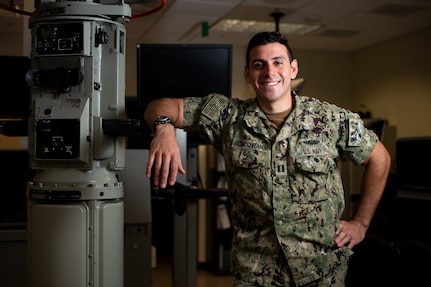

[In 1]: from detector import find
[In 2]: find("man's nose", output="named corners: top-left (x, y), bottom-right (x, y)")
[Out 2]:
top-left (264, 64), bottom-right (276, 76)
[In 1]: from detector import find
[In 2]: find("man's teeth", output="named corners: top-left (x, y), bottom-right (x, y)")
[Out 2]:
top-left (262, 81), bottom-right (278, 86)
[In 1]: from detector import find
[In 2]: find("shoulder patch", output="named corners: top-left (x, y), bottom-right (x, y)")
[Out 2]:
top-left (201, 94), bottom-right (229, 124)
top-left (348, 118), bottom-right (363, 146)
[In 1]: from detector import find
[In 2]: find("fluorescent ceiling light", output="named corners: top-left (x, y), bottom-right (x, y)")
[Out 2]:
top-left (212, 19), bottom-right (321, 36)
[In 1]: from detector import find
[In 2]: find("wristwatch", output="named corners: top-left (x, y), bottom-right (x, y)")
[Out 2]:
top-left (153, 115), bottom-right (174, 131)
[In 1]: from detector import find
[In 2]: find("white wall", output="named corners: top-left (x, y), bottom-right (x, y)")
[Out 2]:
top-left (352, 27), bottom-right (431, 138)
top-left (294, 50), bottom-right (353, 109)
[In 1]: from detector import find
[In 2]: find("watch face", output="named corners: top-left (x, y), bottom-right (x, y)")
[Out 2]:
top-left (157, 116), bottom-right (169, 122)
top-left (153, 116), bottom-right (173, 131)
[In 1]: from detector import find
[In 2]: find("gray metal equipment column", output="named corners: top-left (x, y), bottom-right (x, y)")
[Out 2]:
top-left (25, 1), bottom-right (131, 286)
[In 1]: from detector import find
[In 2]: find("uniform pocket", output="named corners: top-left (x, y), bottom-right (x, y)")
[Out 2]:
top-left (295, 155), bottom-right (330, 174)
top-left (291, 155), bottom-right (332, 203)
top-left (284, 154), bottom-right (339, 246)
top-left (229, 148), bottom-right (270, 206)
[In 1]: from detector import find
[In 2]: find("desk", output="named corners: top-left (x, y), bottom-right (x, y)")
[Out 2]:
top-left (153, 184), bottom-right (228, 287)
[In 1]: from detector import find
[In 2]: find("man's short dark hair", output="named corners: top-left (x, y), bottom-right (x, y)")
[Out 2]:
top-left (246, 31), bottom-right (294, 67)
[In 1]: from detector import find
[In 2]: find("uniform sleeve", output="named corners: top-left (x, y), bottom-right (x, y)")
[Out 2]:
top-left (183, 93), bottom-right (231, 147)
top-left (183, 96), bottom-right (205, 130)
top-left (338, 111), bottom-right (379, 165)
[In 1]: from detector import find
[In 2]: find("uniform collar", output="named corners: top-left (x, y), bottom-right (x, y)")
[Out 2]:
top-left (243, 94), bottom-right (315, 140)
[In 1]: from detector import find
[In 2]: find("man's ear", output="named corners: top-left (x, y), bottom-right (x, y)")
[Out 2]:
top-left (291, 59), bottom-right (299, 79)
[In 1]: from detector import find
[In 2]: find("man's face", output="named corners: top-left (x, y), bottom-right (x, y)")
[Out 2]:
top-left (244, 42), bottom-right (298, 108)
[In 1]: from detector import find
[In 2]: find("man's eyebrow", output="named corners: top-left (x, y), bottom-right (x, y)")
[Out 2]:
top-left (251, 58), bottom-right (265, 64)
top-left (251, 56), bottom-right (287, 63)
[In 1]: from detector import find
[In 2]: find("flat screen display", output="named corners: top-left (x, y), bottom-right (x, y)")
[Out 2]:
top-left (0, 56), bottom-right (31, 118)
top-left (396, 137), bottom-right (431, 190)
top-left (136, 43), bottom-right (232, 147)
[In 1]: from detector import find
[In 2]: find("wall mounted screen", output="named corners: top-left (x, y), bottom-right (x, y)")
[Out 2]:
top-left (136, 43), bottom-right (232, 147)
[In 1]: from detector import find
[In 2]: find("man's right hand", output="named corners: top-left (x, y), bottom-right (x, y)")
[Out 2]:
top-left (145, 124), bottom-right (186, 188)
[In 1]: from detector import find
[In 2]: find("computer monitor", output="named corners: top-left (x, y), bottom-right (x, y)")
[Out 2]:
top-left (396, 137), bottom-right (431, 191)
top-left (0, 56), bottom-right (31, 119)
top-left (136, 43), bottom-right (232, 147)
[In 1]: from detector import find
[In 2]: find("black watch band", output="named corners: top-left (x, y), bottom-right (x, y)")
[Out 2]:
top-left (153, 116), bottom-right (174, 131)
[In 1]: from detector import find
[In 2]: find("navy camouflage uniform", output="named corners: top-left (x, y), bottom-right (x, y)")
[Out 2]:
top-left (183, 93), bottom-right (378, 287)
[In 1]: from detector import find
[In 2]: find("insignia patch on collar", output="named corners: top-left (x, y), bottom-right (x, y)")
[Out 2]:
top-left (348, 118), bottom-right (363, 146)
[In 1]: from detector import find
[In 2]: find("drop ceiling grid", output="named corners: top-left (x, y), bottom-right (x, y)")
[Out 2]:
top-left (138, 0), bottom-right (240, 42)
top-left (243, 0), bottom-right (321, 10)
top-left (187, 30), bottom-right (256, 45)
top-left (168, 0), bottom-right (239, 17)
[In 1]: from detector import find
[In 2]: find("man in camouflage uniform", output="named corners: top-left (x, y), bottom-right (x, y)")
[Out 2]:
top-left (144, 32), bottom-right (391, 286)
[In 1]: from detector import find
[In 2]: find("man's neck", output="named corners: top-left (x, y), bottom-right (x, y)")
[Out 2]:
top-left (265, 108), bottom-right (293, 131)
top-left (257, 92), bottom-right (293, 114)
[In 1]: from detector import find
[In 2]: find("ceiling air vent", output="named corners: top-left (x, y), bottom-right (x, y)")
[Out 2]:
top-left (316, 29), bottom-right (360, 38)
top-left (368, 3), bottom-right (424, 17)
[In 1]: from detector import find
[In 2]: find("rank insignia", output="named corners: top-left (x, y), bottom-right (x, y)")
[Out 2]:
top-left (348, 118), bottom-right (363, 146)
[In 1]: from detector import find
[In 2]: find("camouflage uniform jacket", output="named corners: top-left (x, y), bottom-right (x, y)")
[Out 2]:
top-left (183, 93), bottom-right (378, 286)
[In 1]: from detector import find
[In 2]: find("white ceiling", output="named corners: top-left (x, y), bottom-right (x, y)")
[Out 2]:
top-left (125, 0), bottom-right (431, 51)
top-left (1, 0), bottom-right (431, 52)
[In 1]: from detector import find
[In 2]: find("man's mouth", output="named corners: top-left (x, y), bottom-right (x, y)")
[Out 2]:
top-left (261, 80), bottom-right (280, 86)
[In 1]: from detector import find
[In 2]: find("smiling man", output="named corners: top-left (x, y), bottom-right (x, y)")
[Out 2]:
top-left (144, 31), bottom-right (391, 287)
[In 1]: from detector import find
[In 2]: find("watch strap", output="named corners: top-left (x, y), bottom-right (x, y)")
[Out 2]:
top-left (153, 116), bottom-right (174, 132)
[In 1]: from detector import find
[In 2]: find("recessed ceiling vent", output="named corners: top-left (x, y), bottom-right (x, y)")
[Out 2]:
top-left (316, 29), bottom-right (360, 38)
top-left (368, 3), bottom-right (424, 17)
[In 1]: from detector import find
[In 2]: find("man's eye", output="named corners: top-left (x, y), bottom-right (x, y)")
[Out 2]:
top-left (253, 62), bottom-right (263, 69)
